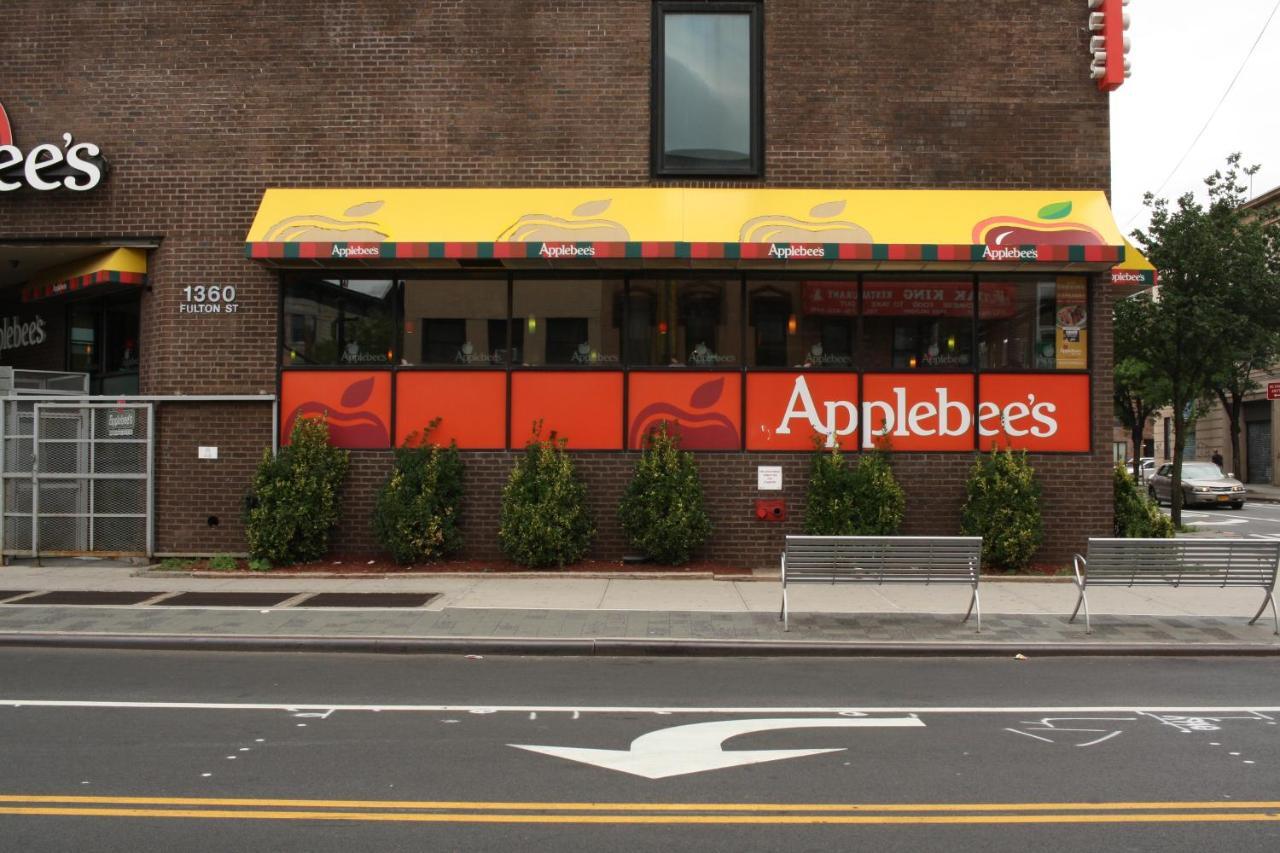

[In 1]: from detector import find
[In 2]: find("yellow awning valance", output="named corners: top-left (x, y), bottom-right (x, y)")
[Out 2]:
top-left (22, 248), bottom-right (148, 302)
top-left (1110, 238), bottom-right (1157, 286)
top-left (245, 188), bottom-right (1129, 270)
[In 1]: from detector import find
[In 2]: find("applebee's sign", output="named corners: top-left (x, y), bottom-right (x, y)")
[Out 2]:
top-left (0, 100), bottom-right (107, 192)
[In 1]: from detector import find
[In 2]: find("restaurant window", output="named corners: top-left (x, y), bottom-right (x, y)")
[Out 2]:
top-left (65, 293), bottom-right (140, 394)
top-left (861, 278), bottom-right (973, 371)
top-left (747, 281), bottom-right (856, 368)
top-left (282, 278), bottom-right (396, 366)
top-left (977, 276), bottom-right (1087, 370)
top-left (513, 279), bottom-right (622, 367)
top-left (628, 279), bottom-right (741, 367)
top-left (403, 279), bottom-right (508, 366)
top-left (652, 2), bottom-right (762, 177)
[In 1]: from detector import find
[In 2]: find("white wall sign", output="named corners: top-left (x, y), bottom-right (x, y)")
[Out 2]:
top-left (106, 409), bottom-right (135, 437)
top-left (757, 466), bottom-right (783, 491)
top-left (180, 285), bottom-right (238, 315)
top-left (0, 101), bottom-right (106, 192)
top-left (198, 446), bottom-right (218, 460)
top-left (0, 315), bottom-right (46, 355)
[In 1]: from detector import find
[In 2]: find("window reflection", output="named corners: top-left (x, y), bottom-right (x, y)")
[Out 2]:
top-left (861, 278), bottom-right (973, 370)
top-left (977, 276), bottom-right (1087, 370)
top-left (282, 278), bottom-right (396, 366)
top-left (513, 280), bottom-right (622, 366)
top-left (627, 279), bottom-right (740, 367)
top-left (404, 279), bottom-right (509, 366)
top-left (747, 281), bottom-right (856, 368)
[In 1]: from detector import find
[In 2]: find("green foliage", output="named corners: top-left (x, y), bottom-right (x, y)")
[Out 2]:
top-left (374, 419), bottom-right (465, 564)
top-left (960, 448), bottom-right (1043, 572)
top-left (803, 441), bottom-right (905, 535)
top-left (244, 415), bottom-right (349, 567)
top-left (157, 557), bottom-right (194, 571)
top-left (207, 554), bottom-right (238, 571)
top-left (619, 422), bottom-right (711, 565)
top-left (1132, 153), bottom-right (1280, 525)
top-left (498, 422), bottom-right (595, 568)
top-left (1113, 466), bottom-right (1175, 538)
top-left (247, 558), bottom-right (272, 572)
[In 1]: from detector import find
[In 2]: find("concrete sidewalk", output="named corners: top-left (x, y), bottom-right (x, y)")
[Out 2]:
top-left (0, 560), bottom-right (1277, 655)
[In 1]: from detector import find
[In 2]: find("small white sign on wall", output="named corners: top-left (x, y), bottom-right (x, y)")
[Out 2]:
top-left (198, 446), bottom-right (218, 460)
top-left (757, 466), bottom-right (783, 491)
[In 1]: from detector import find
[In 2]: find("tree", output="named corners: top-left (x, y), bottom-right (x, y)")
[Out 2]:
top-left (1131, 154), bottom-right (1280, 527)
top-left (1113, 292), bottom-right (1170, 479)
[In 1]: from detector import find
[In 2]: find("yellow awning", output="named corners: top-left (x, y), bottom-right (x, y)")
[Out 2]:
top-left (245, 188), bottom-right (1130, 270)
top-left (1110, 237), bottom-right (1157, 286)
top-left (22, 248), bottom-right (148, 302)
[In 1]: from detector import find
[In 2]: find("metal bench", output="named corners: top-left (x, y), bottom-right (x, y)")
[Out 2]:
top-left (1071, 538), bottom-right (1280, 634)
top-left (779, 535), bottom-right (983, 632)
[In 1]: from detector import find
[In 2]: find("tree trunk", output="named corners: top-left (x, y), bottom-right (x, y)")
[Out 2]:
top-left (1171, 407), bottom-right (1186, 529)
top-left (1131, 413), bottom-right (1146, 481)
top-left (1217, 389), bottom-right (1244, 478)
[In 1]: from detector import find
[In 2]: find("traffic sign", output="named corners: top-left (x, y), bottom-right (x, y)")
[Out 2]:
top-left (1268, 382), bottom-right (1280, 400)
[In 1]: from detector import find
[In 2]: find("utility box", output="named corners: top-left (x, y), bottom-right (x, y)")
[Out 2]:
top-left (755, 499), bottom-right (786, 522)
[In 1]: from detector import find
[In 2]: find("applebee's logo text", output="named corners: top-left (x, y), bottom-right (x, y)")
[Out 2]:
top-left (539, 243), bottom-right (596, 259)
top-left (768, 244), bottom-right (825, 259)
top-left (776, 376), bottom-right (1058, 448)
top-left (982, 246), bottom-right (1037, 261)
top-left (331, 245), bottom-right (381, 258)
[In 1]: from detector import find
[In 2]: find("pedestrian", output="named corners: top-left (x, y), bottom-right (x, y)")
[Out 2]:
top-left (1212, 449), bottom-right (1224, 469)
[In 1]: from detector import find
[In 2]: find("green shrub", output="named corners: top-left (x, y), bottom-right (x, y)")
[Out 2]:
top-left (619, 422), bottom-right (711, 564)
top-left (157, 557), bottom-right (194, 571)
top-left (244, 415), bottom-right (349, 567)
top-left (247, 558), bottom-right (272, 572)
top-left (804, 442), bottom-right (905, 535)
top-left (374, 419), bottom-right (465, 564)
top-left (498, 423), bottom-right (594, 567)
top-left (207, 554), bottom-right (238, 571)
top-left (1114, 465), bottom-right (1175, 538)
top-left (960, 447), bottom-right (1043, 572)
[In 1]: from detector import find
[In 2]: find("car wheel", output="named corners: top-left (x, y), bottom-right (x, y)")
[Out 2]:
top-left (1148, 486), bottom-right (1160, 505)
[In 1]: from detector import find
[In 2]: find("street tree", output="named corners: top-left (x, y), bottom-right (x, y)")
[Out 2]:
top-left (1130, 155), bottom-right (1279, 527)
top-left (1113, 291), bottom-right (1170, 480)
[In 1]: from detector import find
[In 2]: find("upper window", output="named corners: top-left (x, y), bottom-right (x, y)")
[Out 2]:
top-left (653, 2), bottom-right (762, 177)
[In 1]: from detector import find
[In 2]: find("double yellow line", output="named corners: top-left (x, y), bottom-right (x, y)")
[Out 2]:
top-left (2, 795), bottom-right (1280, 826)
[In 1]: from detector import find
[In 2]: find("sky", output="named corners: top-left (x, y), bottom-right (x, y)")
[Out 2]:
top-left (1110, 0), bottom-right (1280, 235)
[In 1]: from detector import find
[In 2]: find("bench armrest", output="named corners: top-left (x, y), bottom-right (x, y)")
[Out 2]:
top-left (1071, 553), bottom-right (1086, 588)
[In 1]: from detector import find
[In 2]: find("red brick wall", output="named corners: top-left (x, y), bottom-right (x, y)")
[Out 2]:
top-left (0, 1), bottom-right (1113, 562)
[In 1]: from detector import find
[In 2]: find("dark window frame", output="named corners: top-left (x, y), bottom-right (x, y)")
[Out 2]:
top-left (651, 0), bottom-right (764, 178)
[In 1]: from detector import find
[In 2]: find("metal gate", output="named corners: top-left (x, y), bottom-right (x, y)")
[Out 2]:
top-left (1247, 419), bottom-right (1273, 484)
top-left (1, 400), bottom-right (153, 558)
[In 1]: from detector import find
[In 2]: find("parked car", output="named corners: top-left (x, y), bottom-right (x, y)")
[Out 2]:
top-left (1148, 462), bottom-right (1246, 509)
top-left (1123, 457), bottom-right (1156, 482)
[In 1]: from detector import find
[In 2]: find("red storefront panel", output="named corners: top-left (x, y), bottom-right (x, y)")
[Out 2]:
top-left (395, 371), bottom-right (507, 449)
top-left (509, 371), bottom-right (624, 450)
top-left (978, 373), bottom-right (1091, 452)
top-left (745, 373), bottom-right (859, 451)
top-left (860, 374), bottom-right (977, 451)
top-left (628, 373), bottom-right (742, 450)
top-left (280, 371), bottom-right (392, 449)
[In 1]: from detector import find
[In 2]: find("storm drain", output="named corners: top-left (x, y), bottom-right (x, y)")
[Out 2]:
top-left (17, 591), bottom-right (161, 606)
top-left (160, 592), bottom-right (298, 608)
top-left (292, 593), bottom-right (439, 608)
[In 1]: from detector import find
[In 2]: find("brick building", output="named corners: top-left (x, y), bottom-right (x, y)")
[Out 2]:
top-left (0, 1), bottom-right (1145, 565)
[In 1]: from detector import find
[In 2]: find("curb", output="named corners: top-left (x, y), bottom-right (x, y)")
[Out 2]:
top-left (2, 632), bottom-right (1278, 657)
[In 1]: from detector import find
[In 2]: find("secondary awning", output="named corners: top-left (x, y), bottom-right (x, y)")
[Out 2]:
top-left (245, 188), bottom-right (1129, 270)
top-left (21, 247), bottom-right (148, 302)
top-left (1109, 238), bottom-right (1157, 287)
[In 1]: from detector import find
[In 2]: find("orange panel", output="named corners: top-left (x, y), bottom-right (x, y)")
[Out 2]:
top-left (628, 373), bottom-right (741, 450)
top-left (745, 373), bottom-right (858, 451)
top-left (509, 372), bottom-right (624, 450)
top-left (860, 374), bottom-right (976, 452)
top-left (978, 373), bottom-right (1091, 452)
top-left (396, 372), bottom-right (507, 450)
top-left (280, 371), bottom-right (392, 449)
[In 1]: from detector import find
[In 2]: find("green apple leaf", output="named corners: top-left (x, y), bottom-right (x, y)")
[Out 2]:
top-left (1038, 201), bottom-right (1072, 220)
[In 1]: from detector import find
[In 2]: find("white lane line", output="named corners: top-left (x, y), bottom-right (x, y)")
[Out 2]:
top-left (3, 700), bottom-right (1280, 714)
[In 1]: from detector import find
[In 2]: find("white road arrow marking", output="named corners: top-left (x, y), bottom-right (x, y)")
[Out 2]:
top-left (509, 716), bottom-right (924, 779)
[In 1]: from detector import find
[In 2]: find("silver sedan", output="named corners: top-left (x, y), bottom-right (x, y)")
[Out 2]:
top-left (1147, 462), bottom-right (1246, 509)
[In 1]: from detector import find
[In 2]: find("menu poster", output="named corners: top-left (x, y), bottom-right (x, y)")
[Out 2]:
top-left (1055, 276), bottom-right (1087, 369)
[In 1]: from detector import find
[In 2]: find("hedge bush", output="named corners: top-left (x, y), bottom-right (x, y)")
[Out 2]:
top-left (245, 415), bottom-right (349, 567)
top-left (804, 442), bottom-right (905, 535)
top-left (499, 423), bottom-right (595, 567)
top-left (374, 419), bottom-right (465, 564)
top-left (1114, 465), bottom-right (1175, 538)
top-left (960, 448), bottom-right (1043, 572)
top-left (619, 422), bottom-right (711, 564)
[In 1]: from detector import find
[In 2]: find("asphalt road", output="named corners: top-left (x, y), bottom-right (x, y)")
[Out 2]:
top-left (1164, 497), bottom-right (1280, 539)
top-left (2, 650), bottom-right (1279, 852)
